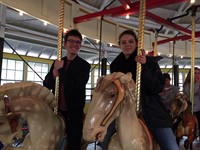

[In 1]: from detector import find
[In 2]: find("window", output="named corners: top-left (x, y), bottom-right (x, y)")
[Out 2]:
top-left (86, 72), bottom-right (92, 102)
top-left (27, 62), bottom-right (49, 84)
top-left (1, 59), bottom-right (24, 85)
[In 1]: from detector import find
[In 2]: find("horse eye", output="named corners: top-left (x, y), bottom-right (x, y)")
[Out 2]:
top-left (111, 94), bottom-right (115, 97)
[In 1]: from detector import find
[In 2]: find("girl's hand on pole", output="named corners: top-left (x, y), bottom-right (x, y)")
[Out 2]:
top-left (135, 49), bottom-right (146, 64)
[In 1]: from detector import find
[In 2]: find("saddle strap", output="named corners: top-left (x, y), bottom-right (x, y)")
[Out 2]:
top-left (138, 118), bottom-right (153, 150)
top-left (4, 97), bottom-right (20, 133)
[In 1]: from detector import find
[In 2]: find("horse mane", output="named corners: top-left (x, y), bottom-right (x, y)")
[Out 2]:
top-left (0, 82), bottom-right (56, 109)
top-left (95, 72), bottom-right (133, 91)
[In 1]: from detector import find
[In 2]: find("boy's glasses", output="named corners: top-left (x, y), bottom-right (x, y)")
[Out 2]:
top-left (67, 39), bottom-right (82, 45)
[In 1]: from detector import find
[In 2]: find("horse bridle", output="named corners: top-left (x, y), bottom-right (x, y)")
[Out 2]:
top-left (2, 97), bottom-right (20, 133)
top-left (101, 79), bottom-right (125, 126)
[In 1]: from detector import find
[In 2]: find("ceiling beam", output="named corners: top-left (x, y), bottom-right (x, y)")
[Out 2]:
top-left (111, 0), bottom-right (188, 16)
top-left (74, 0), bottom-right (188, 23)
top-left (164, 2), bottom-right (188, 35)
top-left (156, 31), bottom-right (200, 45)
top-left (146, 11), bottom-right (191, 35)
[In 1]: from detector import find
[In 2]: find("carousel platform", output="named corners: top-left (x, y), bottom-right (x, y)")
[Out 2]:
top-left (179, 136), bottom-right (200, 150)
top-left (82, 137), bottom-right (200, 150)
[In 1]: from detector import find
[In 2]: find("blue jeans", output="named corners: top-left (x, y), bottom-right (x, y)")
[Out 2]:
top-left (151, 128), bottom-right (179, 150)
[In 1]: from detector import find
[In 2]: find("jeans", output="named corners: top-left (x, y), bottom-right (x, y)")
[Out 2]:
top-left (151, 128), bottom-right (179, 150)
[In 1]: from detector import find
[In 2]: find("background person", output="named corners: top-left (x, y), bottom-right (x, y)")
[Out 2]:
top-left (183, 67), bottom-right (200, 136)
top-left (160, 73), bottom-right (179, 112)
top-left (43, 29), bottom-right (90, 150)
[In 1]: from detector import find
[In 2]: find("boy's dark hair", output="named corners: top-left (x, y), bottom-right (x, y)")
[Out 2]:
top-left (64, 29), bottom-right (82, 43)
top-left (163, 73), bottom-right (171, 80)
top-left (118, 30), bottom-right (138, 45)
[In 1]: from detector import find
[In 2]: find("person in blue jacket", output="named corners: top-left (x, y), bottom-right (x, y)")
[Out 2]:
top-left (43, 29), bottom-right (90, 150)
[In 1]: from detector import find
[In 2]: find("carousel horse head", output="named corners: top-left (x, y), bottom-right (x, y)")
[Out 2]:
top-left (0, 82), bottom-right (65, 150)
top-left (83, 72), bottom-right (153, 150)
top-left (170, 93), bottom-right (188, 119)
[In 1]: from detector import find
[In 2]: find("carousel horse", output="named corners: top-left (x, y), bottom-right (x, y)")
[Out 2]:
top-left (83, 72), bottom-right (159, 150)
top-left (0, 82), bottom-right (65, 150)
top-left (171, 93), bottom-right (198, 150)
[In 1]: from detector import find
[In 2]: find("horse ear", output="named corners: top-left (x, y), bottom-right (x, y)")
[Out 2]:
top-left (119, 72), bottom-right (133, 84)
top-left (127, 72), bottom-right (132, 79)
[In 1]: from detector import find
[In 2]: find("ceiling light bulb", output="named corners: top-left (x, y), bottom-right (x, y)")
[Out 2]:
top-left (126, 14), bottom-right (129, 19)
top-left (19, 11), bottom-right (23, 16)
top-left (190, 0), bottom-right (195, 4)
top-left (43, 21), bottom-right (48, 26)
top-left (126, 5), bottom-right (130, 9)
top-left (63, 28), bottom-right (67, 33)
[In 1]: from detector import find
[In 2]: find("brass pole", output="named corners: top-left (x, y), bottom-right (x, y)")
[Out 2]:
top-left (135, 0), bottom-right (146, 112)
top-left (54, 0), bottom-right (65, 115)
top-left (190, 7), bottom-right (196, 114)
top-left (153, 32), bottom-right (158, 56)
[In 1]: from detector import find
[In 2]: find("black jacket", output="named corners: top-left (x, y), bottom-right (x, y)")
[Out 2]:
top-left (110, 50), bottom-right (173, 128)
top-left (43, 56), bottom-right (90, 112)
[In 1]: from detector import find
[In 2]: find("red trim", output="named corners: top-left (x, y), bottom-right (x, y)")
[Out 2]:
top-left (146, 12), bottom-right (191, 35)
top-left (73, 0), bottom-right (188, 23)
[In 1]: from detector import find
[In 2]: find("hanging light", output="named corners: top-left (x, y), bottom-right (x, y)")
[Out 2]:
top-left (43, 21), bottom-right (48, 26)
top-left (96, 39), bottom-right (99, 43)
top-left (19, 11), bottom-right (23, 16)
top-left (63, 28), bottom-right (68, 33)
top-left (126, 5), bottom-right (130, 9)
top-left (126, 14), bottom-right (129, 19)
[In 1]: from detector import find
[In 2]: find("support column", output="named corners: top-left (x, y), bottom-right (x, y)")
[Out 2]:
top-left (0, 4), bottom-right (6, 85)
top-left (101, 51), bottom-right (107, 76)
top-left (173, 64), bottom-right (179, 87)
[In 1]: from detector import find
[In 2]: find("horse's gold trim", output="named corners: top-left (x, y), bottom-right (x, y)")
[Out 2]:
top-left (101, 79), bottom-right (125, 126)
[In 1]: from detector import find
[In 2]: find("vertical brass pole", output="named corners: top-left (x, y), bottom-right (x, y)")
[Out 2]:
top-left (135, 0), bottom-right (146, 112)
top-left (54, 0), bottom-right (65, 115)
top-left (153, 32), bottom-right (158, 56)
top-left (190, 7), bottom-right (196, 114)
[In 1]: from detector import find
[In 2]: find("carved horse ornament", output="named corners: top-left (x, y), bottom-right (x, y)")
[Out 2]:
top-left (83, 72), bottom-right (158, 150)
top-left (0, 82), bottom-right (65, 150)
top-left (171, 93), bottom-right (198, 149)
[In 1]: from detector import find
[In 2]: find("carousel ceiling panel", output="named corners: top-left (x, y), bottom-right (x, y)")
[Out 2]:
top-left (2, 1), bottom-right (200, 68)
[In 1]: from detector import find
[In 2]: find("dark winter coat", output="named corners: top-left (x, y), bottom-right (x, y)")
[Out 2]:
top-left (43, 56), bottom-right (90, 112)
top-left (110, 50), bottom-right (173, 129)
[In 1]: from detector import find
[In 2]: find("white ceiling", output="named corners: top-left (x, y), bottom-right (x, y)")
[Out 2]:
top-left (2, 0), bottom-right (200, 68)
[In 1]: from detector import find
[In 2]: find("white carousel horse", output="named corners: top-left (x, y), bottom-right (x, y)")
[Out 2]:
top-left (0, 82), bottom-right (65, 150)
top-left (83, 72), bottom-right (158, 150)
